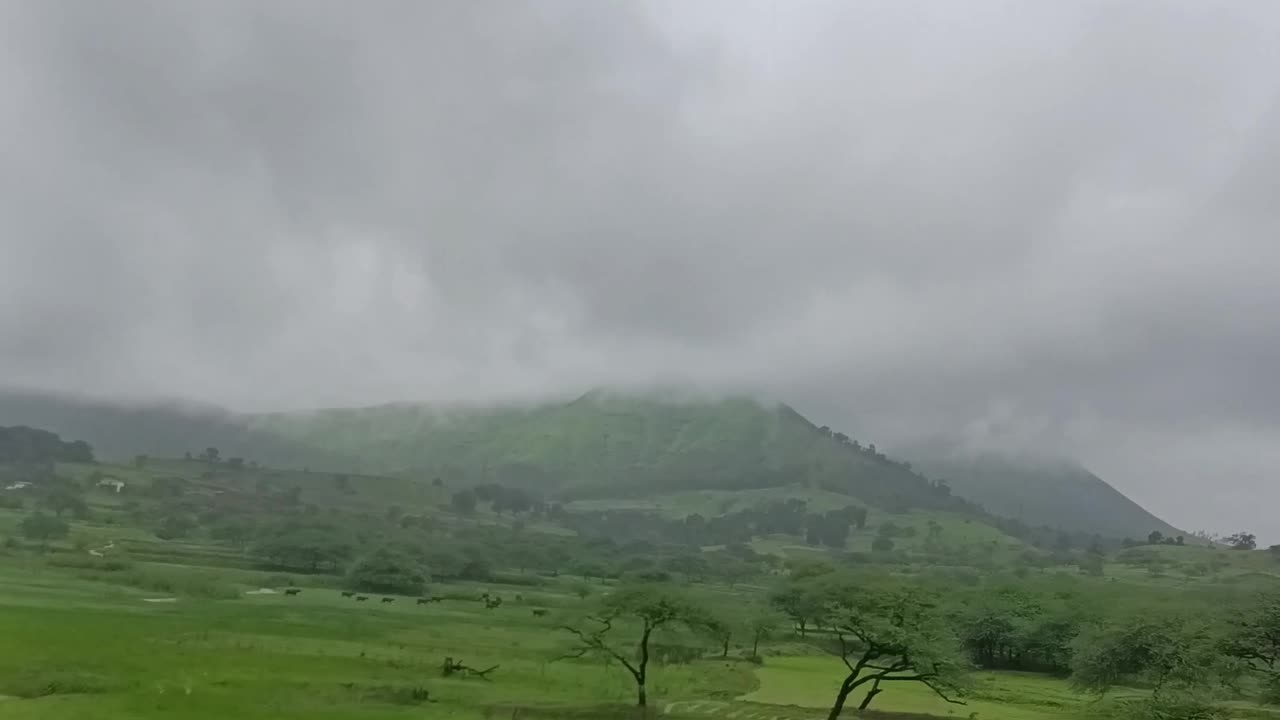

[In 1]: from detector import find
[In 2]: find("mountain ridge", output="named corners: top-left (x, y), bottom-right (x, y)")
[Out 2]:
top-left (0, 386), bottom-right (1183, 539)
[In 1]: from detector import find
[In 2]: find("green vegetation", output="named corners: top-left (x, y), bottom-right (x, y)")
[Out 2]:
top-left (2, 388), bottom-right (1184, 541)
top-left (0, 417), bottom-right (1272, 719)
top-left (912, 449), bottom-right (1185, 540)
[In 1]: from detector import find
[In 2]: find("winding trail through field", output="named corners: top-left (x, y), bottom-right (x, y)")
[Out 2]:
top-left (88, 541), bottom-right (115, 557)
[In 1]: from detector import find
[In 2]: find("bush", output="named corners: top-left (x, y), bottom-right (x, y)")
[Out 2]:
top-left (348, 547), bottom-right (428, 595)
top-left (21, 512), bottom-right (68, 541)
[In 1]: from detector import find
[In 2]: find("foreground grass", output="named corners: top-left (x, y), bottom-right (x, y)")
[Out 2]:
top-left (743, 656), bottom-right (1087, 720)
top-left (0, 560), bottom-right (757, 719)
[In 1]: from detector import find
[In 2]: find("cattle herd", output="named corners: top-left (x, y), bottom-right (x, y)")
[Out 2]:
top-left (279, 588), bottom-right (547, 616)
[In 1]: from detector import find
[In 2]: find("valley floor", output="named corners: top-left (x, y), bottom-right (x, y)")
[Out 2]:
top-left (2, 558), bottom-right (1275, 720)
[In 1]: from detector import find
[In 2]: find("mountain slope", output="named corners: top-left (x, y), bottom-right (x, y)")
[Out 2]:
top-left (0, 387), bottom-right (1183, 538)
top-left (0, 389), bottom-right (348, 469)
top-left (909, 450), bottom-right (1183, 540)
top-left (248, 391), bottom-right (951, 511)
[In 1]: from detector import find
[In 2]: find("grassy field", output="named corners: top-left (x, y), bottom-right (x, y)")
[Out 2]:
top-left (3, 550), bottom-right (1278, 720)
top-left (744, 657), bottom-right (1088, 719)
top-left (0, 560), bottom-right (760, 720)
top-left (2, 450), bottom-right (1279, 719)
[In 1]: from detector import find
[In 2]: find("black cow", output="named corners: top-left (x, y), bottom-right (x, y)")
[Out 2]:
top-left (341, 591), bottom-right (355, 598)
top-left (532, 609), bottom-right (548, 617)
top-left (356, 595), bottom-right (369, 602)
top-left (284, 588), bottom-right (301, 596)
top-left (381, 597), bottom-right (394, 604)
top-left (416, 597), bottom-right (431, 605)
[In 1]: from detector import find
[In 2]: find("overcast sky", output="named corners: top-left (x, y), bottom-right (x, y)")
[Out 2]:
top-left (2, 1), bottom-right (1278, 540)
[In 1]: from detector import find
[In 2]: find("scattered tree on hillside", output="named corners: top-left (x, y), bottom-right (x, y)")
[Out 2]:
top-left (558, 586), bottom-right (709, 707)
top-left (749, 611), bottom-right (785, 660)
top-left (348, 547), bottom-right (428, 595)
top-left (1223, 593), bottom-right (1280, 704)
top-left (252, 521), bottom-right (355, 572)
top-left (450, 489), bottom-right (477, 515)
top-left (1072, 615), bottom-right (1235, 717)
top-left (770, 583), bottom-right (827, 638)
top-left (0, 426), bottom-right (93, 464)
top-left (20, 511), bottom-right (68, 542)
top-left (39, 485), bottom-right (88, 519)
top-left (154, 513), bottom-right (197, 540)
top-left (821, 586), bottom-right (969, 718)
top-left (1148, 531), bottom-right (1165, 546)
top-left (1226, 532), bottom-right (1257, 551)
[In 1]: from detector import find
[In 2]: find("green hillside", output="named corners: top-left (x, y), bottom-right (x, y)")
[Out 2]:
top-left (909, 450), bottom-right (1183, 541)
top-left (0, 389), bottom-right (349, 470)
top-left (0, 387), bottom-right (1184, 540)
top-left (249, 391), bottom-right (951, 511)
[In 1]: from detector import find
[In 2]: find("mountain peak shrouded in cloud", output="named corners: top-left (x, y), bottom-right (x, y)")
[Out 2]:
top-left (2, 1), bottom-right (1279, 541)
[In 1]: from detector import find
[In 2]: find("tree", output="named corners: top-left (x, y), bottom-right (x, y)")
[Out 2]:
top-left (450, 489), bottom-right (477, 515)
top-left (252, 521), bottom-right (355, 572)
top-left (1226, 532), bottom-right (1257, 551)
top-left (871, 536), bottom-right (895, 553)
top-left (1223, 593), bottom-right (1280, 703)
top-left (1072, 615), bottom-right (1235, 716)
top-left (202, 447), bottom-right (220, 464)
top-left (348, 547), bottom-right (428, 595)
top-left (770, 582), bottom-right (827, 638)
top-left (39, 486), bottom-right (87, 519)
top-left (558, 585), bottom-right (707, 707)
top-left (21, 511), bottom-right (68, 542)
top-left (154, 513), bottom-right (196, 540)
top-left (1148, 531), bottom-right (1165, 546)
top-left (749, 611), bottom-right (785, 659)
top-left (209, 517), bottom-right (255, 548)
top-left (703, 615), bottom-right (737, 659)
top-left (822, 586), bottom-right (969, 718)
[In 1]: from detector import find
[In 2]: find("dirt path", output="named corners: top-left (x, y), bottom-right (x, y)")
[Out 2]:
top-left (88, 541), bottom-right (115, 557)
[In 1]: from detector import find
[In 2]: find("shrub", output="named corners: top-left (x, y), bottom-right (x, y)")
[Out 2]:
top-left (348, 547), bottom-right (428, 595)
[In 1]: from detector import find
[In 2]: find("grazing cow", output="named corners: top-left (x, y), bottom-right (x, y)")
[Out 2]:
top-left (416, 597), bottom-right (431, 605)
top-left (356, 595), bottom-right (369, 602)
top-left (341, 591), bottom-right (355, 598)
top-left (284, 588), bottom-right (301, 596)
top-left (484, 596), bottom-right (502, 610)
top-left (381, 597), bottom-right (394, 604)
top-left (531, 609), bottom-right (548, 617)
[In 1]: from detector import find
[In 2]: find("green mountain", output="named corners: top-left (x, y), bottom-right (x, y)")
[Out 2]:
top-left (248, 390), bottom-right (949, 510)
top-left (908, 449), bottom-right (1183, 541)
top-left (0, 389), bottom-right (346, 470)
top-left (0, 387), bottom-right (1182, 539)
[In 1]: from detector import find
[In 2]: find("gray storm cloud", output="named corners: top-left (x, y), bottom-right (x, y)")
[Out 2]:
top-left (2, 0), bottom-right (1279, 539)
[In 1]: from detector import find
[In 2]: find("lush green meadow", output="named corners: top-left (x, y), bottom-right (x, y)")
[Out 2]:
top-left (2, 432), bottom-right (1280, 719)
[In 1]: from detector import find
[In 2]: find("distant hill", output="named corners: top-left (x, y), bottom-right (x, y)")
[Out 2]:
top-left (0, 387), bottom-right (1184, 539)
top-left (907, 448), bottom-right (1184, 541)
top-left (0, 389), bottom-right (346, 470)
top-left (248, 390), bottom-right (956, 513)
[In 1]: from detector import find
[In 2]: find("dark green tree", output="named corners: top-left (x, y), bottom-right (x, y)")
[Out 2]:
top-left (822, 586), bottom-right (969, 718)
top-left (1223, 593), bottom-right (1280, 704)
top-left (20, 511), bottom-right (68, 542)
top-left (348, 547), bottom-right (428, 595)
top-left (558, 586), bottom-right (708, 708)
